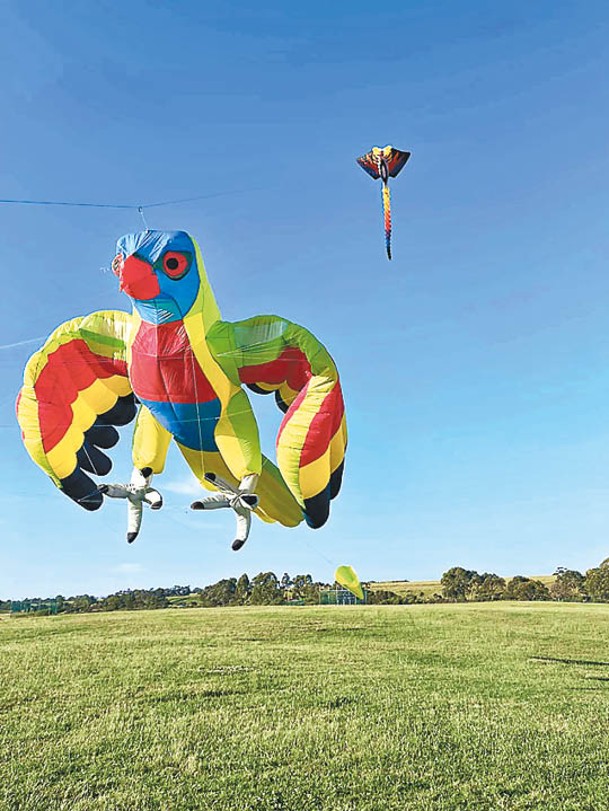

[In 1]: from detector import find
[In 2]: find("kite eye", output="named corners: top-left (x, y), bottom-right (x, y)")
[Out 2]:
top-left (161, 251), bottom-right (191, 279)
top-left (112, 254), bottom-right (124, 277)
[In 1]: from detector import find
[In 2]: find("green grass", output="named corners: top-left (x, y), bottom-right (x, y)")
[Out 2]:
top-left (2, 603), bottom-right (609, 810)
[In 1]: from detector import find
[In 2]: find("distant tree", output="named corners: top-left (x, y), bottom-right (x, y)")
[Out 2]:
top-left (165, 585), bottom-right (191, 597)
top-left (250, 572), bottom-right (283, 605)
top-left (401, 590), bottom-right (423, 604)
top-left (440, 567), bottom-right (481, 601)
top-left (136, 589), bottom-right (168, 610)
top-left (101, 594), bottom-right (121, 611)
top-left (300, 581), bottom-right (323, 605)
top-left (291, 574), bottom-right (313, 598)
top-left (234, 573), bottom-right (251, 605)
top-left (69, 594), bottom-right (97, 613)
top-left (367, 589), bottom-right (403, 605)
top-left (504, 576), bottom-right (550, 601)
top-left (280, 573), bottom-right (292, 590)
top-left (584, 563), bottom-right (609, 602)
top-left (550, 568), bottom-right (586, 602)
top-left (94, 587), bottom-right (169, 612)
top-left (469, 573), bottom-right (506, 602)
top-left (200, 578), bottom-right (237, 607)
top-left (121, 590), bottom-right (136, 610)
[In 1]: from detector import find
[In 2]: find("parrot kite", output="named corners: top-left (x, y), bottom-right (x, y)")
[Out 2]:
top-left (356, 144), bottom-right (411, 260)
top-left (16, 230), bottom-right (347, 550)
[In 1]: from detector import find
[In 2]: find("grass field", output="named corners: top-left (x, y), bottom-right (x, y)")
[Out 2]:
top-left (2, 603), bottom-right (609, 810)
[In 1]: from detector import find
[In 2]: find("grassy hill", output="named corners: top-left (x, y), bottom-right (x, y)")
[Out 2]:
top-left (370, 574), bottom-right (556, 598)
top-left (2, 602), bottom-right (609, 810)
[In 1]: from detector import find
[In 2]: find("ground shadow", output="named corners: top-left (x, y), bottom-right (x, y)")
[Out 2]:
top-left (530, 656), bottom-right (609, 667)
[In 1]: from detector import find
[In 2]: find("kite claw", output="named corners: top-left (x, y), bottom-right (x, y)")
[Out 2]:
top-left (191, 473), bottom-right (259, 550)
top-left (97, 467), bottom-right (162, 542)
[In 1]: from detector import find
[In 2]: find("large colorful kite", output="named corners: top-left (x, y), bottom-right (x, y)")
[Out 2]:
top-left (16, 230), bottom-right (347, 550)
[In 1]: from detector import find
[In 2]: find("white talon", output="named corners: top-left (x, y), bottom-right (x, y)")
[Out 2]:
top-left (191, 474), bottom-right (259, 550)
top-left (99, 467), bottom-right (162, 543)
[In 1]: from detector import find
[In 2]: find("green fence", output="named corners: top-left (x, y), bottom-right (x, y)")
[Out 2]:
top-left (319, 589), bottom-right (368, 605)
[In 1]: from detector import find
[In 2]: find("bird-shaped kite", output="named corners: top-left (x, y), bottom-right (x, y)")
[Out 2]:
top-left (356, 145), bottom-right (411, 260)
top-left (17, 230), bottom-right (347, 550)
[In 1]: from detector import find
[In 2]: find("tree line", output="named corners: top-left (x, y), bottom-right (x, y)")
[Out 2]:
top-left (4, 561), bottom-right (609, 615)
top-left (1, 573), bottom-right (328, 615)
top-left (434, 564), bottom-right (608, 603)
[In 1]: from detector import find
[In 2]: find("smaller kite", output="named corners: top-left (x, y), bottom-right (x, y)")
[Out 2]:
top-left (335, 565), bottom-right (364, 600)
top-left (356, 145), bottom-right (411, 260)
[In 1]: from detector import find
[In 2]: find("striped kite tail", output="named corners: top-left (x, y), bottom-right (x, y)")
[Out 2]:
top-left (381, 181), bottom-right (392, 260)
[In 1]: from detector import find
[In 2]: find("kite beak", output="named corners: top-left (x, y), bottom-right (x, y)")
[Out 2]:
top-left (116, 254), bottom-right (160, 300)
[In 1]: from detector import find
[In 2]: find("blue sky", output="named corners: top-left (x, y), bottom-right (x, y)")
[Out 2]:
top-left (1, 0), bottom-right (609, 598)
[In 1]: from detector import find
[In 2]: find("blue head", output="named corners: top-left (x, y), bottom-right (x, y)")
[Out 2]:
top-left (114, 230), bottom-right (202, 324)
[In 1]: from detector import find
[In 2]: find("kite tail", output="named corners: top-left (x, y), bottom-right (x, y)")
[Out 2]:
top-left (381, 182), bottom-right (392, 260)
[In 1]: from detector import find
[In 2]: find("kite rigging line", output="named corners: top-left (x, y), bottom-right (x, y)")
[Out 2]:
top-left (0, 198), bottom-right (134, 209)
top-left (0, 187), bottom-right (263, 213)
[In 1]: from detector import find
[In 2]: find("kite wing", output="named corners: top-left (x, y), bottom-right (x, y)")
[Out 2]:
top-left (384, 148), bottom-right (411, 177)
top-left (208, 315), bottom-right (347, 529)
top-left (16, 311), bottom-right (136, 510)
top-left (356, 146), bottom-right (411, 180)
top-left (356, 152), bottom-right (381, 180)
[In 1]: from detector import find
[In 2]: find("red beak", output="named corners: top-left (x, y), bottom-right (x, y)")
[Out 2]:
top-left (119, 255), bottom-right (160, 300)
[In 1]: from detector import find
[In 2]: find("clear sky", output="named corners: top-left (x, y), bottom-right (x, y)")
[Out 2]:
top-left (1, 0), bottom-right (609, 599)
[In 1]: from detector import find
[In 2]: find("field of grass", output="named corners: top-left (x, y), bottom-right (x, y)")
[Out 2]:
top-left (2, 602), bottom-right (609, 810)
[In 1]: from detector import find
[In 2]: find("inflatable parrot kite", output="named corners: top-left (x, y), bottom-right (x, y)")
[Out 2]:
top-left (16, 230), bottom-right (347, 550)
top-left (356, 145), bottom-right (411, 260)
